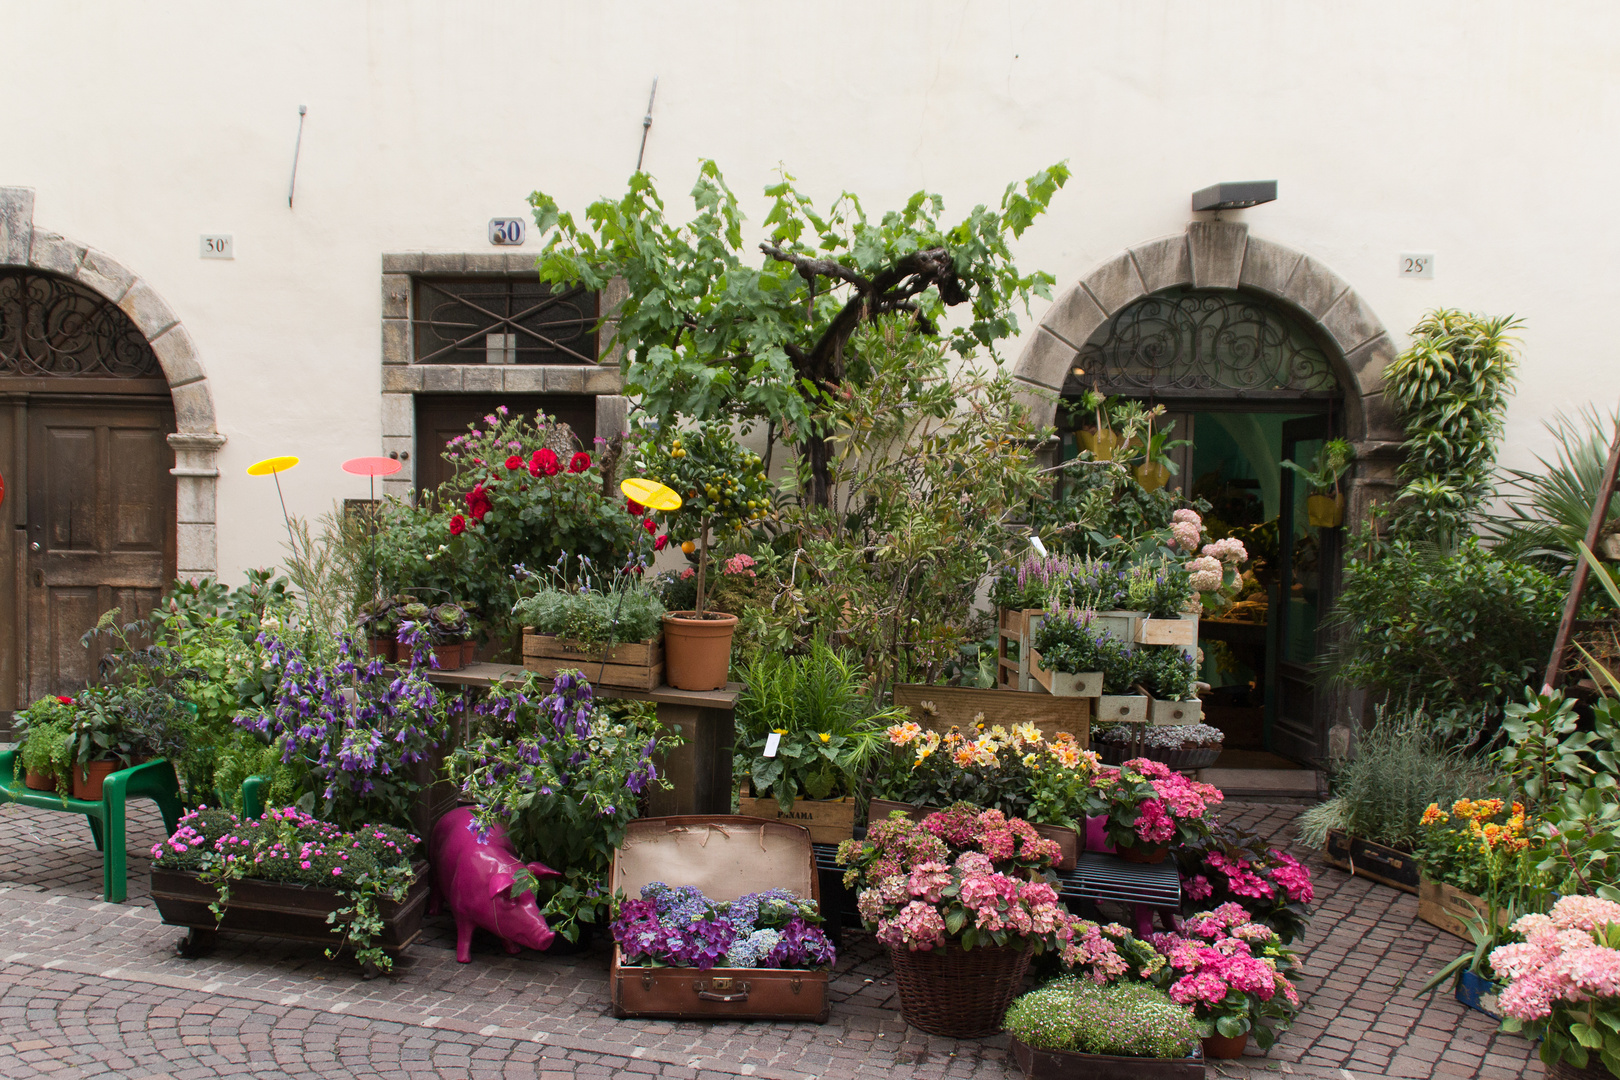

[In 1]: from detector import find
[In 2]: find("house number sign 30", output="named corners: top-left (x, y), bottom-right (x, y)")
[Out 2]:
top-left (488, 218), bottom-right (526, 246)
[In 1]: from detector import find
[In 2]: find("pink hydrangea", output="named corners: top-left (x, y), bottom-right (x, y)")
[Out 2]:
top-left (1172, 508), bottom-right (1202, 527)
top-left (1491, 895), bottom-right (1620, 1021)
top-left (1171, 520), bottom-right (1202, 552)
top-left (1185, 554), bottom-right (1223, 592)
top-left (1133, 799), bottom-right (1176, 844)
top-left (1202, 537), bottom-right (1249, 564)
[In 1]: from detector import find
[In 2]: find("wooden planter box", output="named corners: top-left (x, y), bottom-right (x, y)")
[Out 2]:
top-left (150, 861), bottom-right (431, 958)
top-left (1419, 876), bottom-right (1508, 941)
top-left (1322, 830), bottom-right (1420, 894)
top-left (1095, 694), bottom-right (1149, 724)
top-left (1028, 649), bottom-right (1102, 698)
top-left (1011, 1037), bottom-right (1204, 1080)
top-left (1455, 968), bottom-right (1503, 1021)
top-left (521, 630), bottom-right (663, 691)
top-left (609, 816), bottom-right (829, 1022)
top-left (1092, 611), bottom-right (1141, 648)
top-left (1148, 697), bottom-right (1203, 726)
top-left (893, 683), bottom-right (1089, 746)
top-left (998, 608), bottom-right (1047, 692)
top-left (1134, 615), bottom-right (1199, 647)
top-left (736, 790), bottom-right (857, 845)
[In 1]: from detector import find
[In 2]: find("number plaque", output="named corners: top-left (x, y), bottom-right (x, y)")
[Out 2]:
top-left (488, 218), bottom-right (526, 246)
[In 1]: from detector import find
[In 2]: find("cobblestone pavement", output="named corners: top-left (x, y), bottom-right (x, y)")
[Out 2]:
top-left (0, 797), bottom-right (1538, 1080)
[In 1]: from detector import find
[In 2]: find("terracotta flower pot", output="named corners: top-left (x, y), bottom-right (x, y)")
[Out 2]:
top-left (1201, 1032), bottom-right (1249, 1060)
top-left (432, 643), bottom-right (464, 672)
top-left (367, 637), bottom-right (396, 662)
top-left (462, 640), bottom-right (477, 666)
top-left (71, 760), bottom-right (121, 801)
top-left (1118, 842), bottom-right (1170, 865)
top-left (662, 611), bottom-right (738, 691)
top-left (24, 767), bottom-right (55, 792)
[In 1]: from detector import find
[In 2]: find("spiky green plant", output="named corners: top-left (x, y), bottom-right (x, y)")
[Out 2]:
top-left (1488, 407), bottom-right (1620, 571)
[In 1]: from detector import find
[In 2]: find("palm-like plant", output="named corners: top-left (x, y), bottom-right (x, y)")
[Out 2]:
top-left (1487, 407), bottom-right (1620, 570)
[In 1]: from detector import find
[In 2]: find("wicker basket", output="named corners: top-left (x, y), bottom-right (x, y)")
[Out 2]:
top-left (1096, 741), bottom-right (1221, 771)
top-left (1547, 1056), bottom-right (1618, 1080)
top-left (887, 941), bottom-right (1032, 1037)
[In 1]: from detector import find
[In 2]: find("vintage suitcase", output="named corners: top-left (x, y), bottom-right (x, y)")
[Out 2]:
top-left (608, 815), bottom-right (830, 1022)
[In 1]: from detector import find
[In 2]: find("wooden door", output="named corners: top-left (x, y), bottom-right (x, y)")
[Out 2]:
top-left (22, 399), bottom-right (175, 700)
top-left (413, 393), bottom-right (596, 502)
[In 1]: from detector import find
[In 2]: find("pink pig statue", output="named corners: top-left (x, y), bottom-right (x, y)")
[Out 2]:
top-left (429, 807), bottom-right (560, 963)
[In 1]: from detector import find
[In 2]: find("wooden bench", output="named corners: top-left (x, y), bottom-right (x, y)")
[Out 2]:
top-left (0, 751), bottom-right (184, 902)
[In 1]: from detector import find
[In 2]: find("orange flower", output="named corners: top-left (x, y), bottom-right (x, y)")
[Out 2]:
top-left (1421, 803), bottom-right (1449, 826)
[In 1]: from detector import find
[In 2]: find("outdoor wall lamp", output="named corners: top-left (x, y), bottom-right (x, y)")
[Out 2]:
top-left (1192, 181), bottom-right (1277, 211)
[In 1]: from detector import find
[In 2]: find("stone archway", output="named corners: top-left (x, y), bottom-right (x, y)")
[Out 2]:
top-left (1012, 220), bottom-right (1403, 522)
top-left (0, 186), bottom-right (224, 578)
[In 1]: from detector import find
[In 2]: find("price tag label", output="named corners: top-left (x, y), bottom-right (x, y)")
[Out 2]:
top-left (1399, 253), bottom-right (1434, 279)
top-left (763, 733), bottom-right (781, 758)
top-left (199, 235), bottom-right (234, 260)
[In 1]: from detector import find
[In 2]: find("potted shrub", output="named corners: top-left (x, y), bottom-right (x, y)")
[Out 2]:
top-left (514, 556), bottom-right (668, 691)
top-left (356, 595), bottom-right (402, 661)
top-left (149, 805), bottom-right (428, 973)
top-left (877, 723), bottom-right (1099, 870)
top-left (1082, 757), bottom-right (1222, 864)
top-left (1095, 720), bottom-right (1223, 771)
top-left (631, 420), bottom-right (771, 690)
top-left (1152, 903), bottom-right (1301, 1059)
top-left (12, 696), bottom-right (78, 793)
top-left (1414, 796), bottom-right (1528, 942)
top-left (1136, 646), bottom-right (1203, 725)
top-left (1096, 632), bottom-right (1149, 725)
top-left (1176, 821), bottom-right (1315, 944)
top-left (1005, 977), bottom-right (1204, 1080)
top-left (1029, 608), bottom-right (1110, 697)
top-left (1488, 895), bottom-right (1620, 1080)
top-left (1281, 438), bottom-right (1354, 528)
top-left (1125, 559), bottom-right (1199, 647)
top-left (733, 640), bottom-right (906, 843)
top-left (1056, 557), bottom-right (1136, 642)
top-left (835, 805), bottom-right (1072, 1037)
top-left (66, 687), bottom-right (150, 800)
top-left (427, 602), bottom-right (471, 671)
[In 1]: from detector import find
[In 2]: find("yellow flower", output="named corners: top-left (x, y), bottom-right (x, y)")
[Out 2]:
top-left (819, 732), bottom-right (831, 743)
top-left (773, 728), bottom-right (788, 736)
top-left (1421, 803), bottom-right (1448, 826)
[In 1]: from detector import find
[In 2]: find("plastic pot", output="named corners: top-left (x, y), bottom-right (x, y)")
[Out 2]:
top-left (662, 612), bottom-right (738, 691)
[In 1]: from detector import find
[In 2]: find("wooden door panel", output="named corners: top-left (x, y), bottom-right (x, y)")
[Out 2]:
top-left (24, 400), bottom-right (174, 701)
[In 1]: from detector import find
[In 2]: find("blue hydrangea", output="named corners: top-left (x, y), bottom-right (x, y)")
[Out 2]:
top-left (726, 888), bottom-right (804, 933)
top-left (641, 881), bottom-right (714, 925)
top-left (722, 928), bottom-right (781, 968)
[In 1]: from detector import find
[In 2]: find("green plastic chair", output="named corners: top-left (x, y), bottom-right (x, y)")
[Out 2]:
top-left (0, 751), bottom-right (184, 902)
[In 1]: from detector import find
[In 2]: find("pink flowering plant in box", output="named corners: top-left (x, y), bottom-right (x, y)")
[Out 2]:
top-left (1490, 894), bottom-right (1620, 1075)
top-left (1084, 757), bottom-right (1223, 856)
top-left (1061, 918), bottom-right (1169, 985)
top-left (836, 805), bottom-right (1080, 955)
top-left (1150, 902), bottom-right (1301, 1048)
top-left (1177, 822), bottom-right (1315, 943)
top-left (151, 805), bottom-right (420, 972)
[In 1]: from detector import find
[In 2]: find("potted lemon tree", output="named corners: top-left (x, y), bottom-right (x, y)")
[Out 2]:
top-left (632, 420), bottom-right (771, 690)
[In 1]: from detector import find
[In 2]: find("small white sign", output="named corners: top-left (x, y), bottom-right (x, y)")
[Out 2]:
top-left (199, 234), bottom-right (234, 260)
top-left (1399, 252), bottom-right (1434, 279)
top-left (763, 733), bottom-right (781, 758)
top-left (488, 218), bottom-right (526, 246)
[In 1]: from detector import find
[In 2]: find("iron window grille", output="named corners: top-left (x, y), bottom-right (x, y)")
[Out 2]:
top-left (412, 276), bottom-right (598, 365)
top-left (0, 270), bottom-right (161, 379)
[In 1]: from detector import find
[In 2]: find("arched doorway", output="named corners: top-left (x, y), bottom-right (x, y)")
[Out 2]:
top-left (1012, 222), bottom-right (1403, 766)
top-left (0, 187), bottom-right (224, 726)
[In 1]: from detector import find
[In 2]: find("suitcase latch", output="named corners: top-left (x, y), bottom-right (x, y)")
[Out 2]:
top-left (694, 978), bottom-right (751, 1003)
top-left (641, 971), bottom-right (656, 991)
top-left (789, 976), bottom-right (802, 995)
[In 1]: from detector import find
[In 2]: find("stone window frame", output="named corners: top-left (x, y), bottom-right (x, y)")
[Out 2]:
top-left (379, 253), bottom-right (628, 503)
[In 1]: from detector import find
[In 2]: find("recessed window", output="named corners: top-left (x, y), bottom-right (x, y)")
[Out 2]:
top-left (412, 276), bottom-right (598, 365)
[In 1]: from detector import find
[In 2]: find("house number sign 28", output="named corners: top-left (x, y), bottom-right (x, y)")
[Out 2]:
top-left (488, 218), bottom-right (526, 246)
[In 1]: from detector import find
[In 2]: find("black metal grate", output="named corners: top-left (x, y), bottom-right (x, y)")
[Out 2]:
top-left (0, 270), bottom-right (161, 379)
top-left (412, 276), bottom-right (598, 365)
top-left (1075, 287), bottom-right (1339, 399)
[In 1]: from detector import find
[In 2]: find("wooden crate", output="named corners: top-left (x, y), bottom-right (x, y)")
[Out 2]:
top-left (1027, 649), bottom-right (1102, 697)
top-left (1135, 615), bottom-right (1199, 647)
top-left (736, 791), bottom-right (856, 845)
top-left (1418, 877), bottom-right (1507, 941)
top-left (522, 631), bottom-right (663, 691)
top-left (1148, 697), bottom-right (1203, 726)
top-left (894, 683), bottom-right (1088, 746)
top-left (1322, 830), bottom-right (1420, 894)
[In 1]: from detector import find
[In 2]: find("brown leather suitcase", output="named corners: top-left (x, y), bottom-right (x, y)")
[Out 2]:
top-left (608, 815), bottom-right (831, 1022)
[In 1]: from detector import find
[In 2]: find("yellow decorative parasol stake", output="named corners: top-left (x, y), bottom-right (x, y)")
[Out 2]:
top-left (247, 455), bottom-right (302, 551)
top-left (620, 477), bottom-right (682, 512)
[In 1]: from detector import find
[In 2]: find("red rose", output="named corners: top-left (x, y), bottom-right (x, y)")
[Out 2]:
top-left (464, 484), bottom-right (493, 521)
top-left (449, 514), bottom-right (466, 536)
top-left (643, 518), bottom-right (657, 534)
top-left (505, 455), bottom-right (524, 470)
top-left (568, 451), bottom-right (591, 473)
top-left (530, 448), bottom-right (560, 477)
top-left (653, 535), bottom-right (668, 551)
top-left (56, 696), bottom-right (73, 705)
top-left (626, 499), bottom-right (645, 516)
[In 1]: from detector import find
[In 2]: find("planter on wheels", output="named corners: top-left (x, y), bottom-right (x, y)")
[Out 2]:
top-left (887, 940), bottom-right (1031, 1037)
top-left (1010, 1038), bottom-right (1204, 1080)
top-left (661, 611), bottom-right (738, 691)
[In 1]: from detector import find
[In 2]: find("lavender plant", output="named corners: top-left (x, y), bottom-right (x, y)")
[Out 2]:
top-left (234, 623), bottom-right (450, 832)
top-left (447, 671), bottom-right (682, 941)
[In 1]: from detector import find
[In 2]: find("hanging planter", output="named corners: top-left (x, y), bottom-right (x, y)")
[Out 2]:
top-left (1080, 428), bottom-right (1121, 461)
top-left (1306, 492), bottom-right (1345, 529)
top-left (1133, 462), bottom-right (1170, 492)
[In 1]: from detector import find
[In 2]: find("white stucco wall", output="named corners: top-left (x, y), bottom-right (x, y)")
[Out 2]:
top-left (4, 0), bottom-right (1617, 580)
